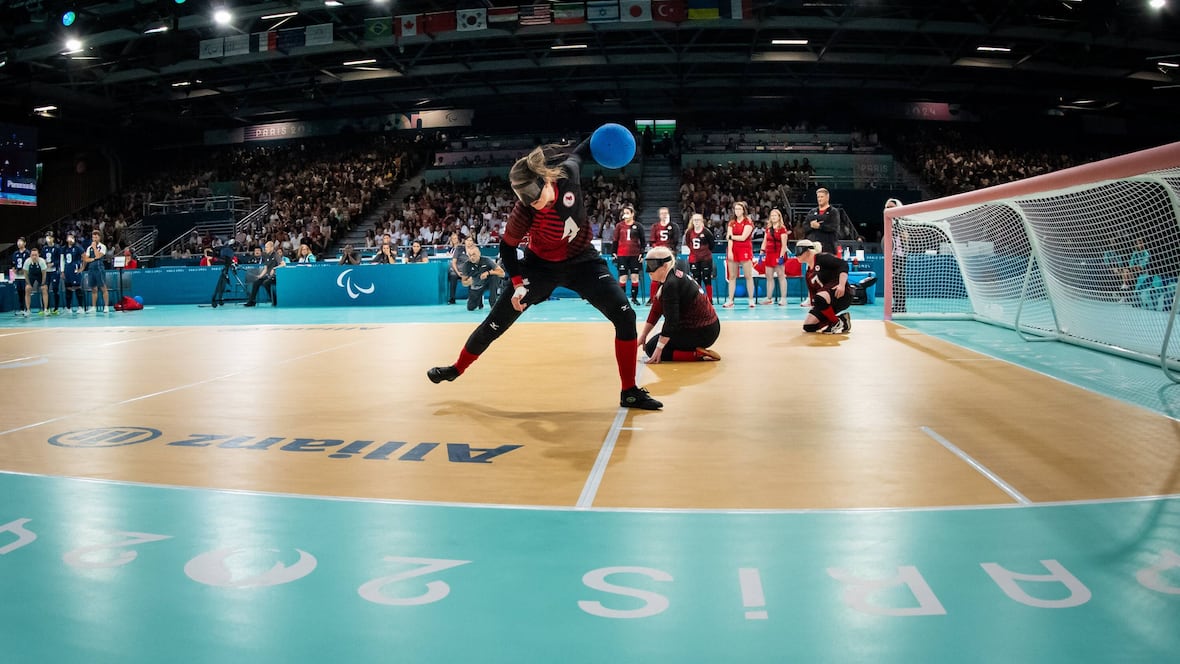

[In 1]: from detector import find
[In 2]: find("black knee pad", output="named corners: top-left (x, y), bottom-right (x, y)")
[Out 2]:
top-left (803, 322), bottom-right (825, 333)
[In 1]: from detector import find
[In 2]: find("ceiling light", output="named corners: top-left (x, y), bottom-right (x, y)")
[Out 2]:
top-left (171, 81), bottom-right (192, 87)
top-left (977, 46), bottom-right (1012, 53)
top-left (143, 21), bottom-right (170, 34)
top-left (213, 9), bottom-right (232, 25)
top-left (324, 0), bottom-right (343, 6)
top-left (64, 38), bottom-right (83, 52)
top-left (33, 105), bottom-right (58, 113)
top-left (551, 44), bottom-right (588, 50)
top-left (1149, 0), bottom-right (1166, 9)
top-left (343, 58), bottom-right (377, 65)
top-left (261, 11), bottom-right (298, 20)
top-left (1158, 61), bottom-right (1179, 68)
top-left (0, 53), bottom-right (7, 68)
top-left (772, 39), bottom-right (809, 45)
top-left (61, 11), bottom-right (76, 27)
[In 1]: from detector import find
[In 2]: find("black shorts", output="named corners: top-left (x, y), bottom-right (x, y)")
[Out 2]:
top-left (614, 255), bottom-right (641, 276)
top-left (690, 259), bottom-right (714, 281)
top-left (521, 254), bottom-right (621, 305)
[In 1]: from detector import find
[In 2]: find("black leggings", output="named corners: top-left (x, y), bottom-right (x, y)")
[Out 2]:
top-left (644, 319), bottom-right (720, 360)
top-left (464, 255), bottom-right (637, 355)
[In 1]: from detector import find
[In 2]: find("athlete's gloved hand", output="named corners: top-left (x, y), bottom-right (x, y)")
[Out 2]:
top-left (511, 285), bottom-right (529, 312)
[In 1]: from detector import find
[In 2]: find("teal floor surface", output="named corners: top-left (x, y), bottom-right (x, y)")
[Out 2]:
top-left (2, 300), bottom-right (1178, 662)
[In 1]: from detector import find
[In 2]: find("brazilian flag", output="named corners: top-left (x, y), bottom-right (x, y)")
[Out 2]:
top-left (365, 16), bottom-right (393, 40)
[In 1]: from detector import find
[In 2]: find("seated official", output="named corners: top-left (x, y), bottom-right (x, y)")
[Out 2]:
top-left (245, 246), bottom-right (286, 307)
top-left (404, 240), bottom-right (430, 263)
top-left (638, 246), bottom-right (722, 363)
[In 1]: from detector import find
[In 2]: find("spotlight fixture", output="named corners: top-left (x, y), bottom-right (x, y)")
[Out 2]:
top-left (63, 38), bottom-right (83, 52)
top-left (213, 9), bottom-right (232, 25)
top-left (61, 11), bottom-right (76, 27)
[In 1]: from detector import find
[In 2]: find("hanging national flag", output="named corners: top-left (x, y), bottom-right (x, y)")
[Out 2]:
top-left (364, 17), bottom-right (393, 41)
top-left (457, 8), bottom-right (487, 31)
top-left (488, 6), bottom-right (519, 25)
top-left (620, 0), bottom-right (652, 21)
top-left (305, 23), bottom-right (333, 46)
top-left (422, 11), bottom-right (457, 35)
top-left (587, 0), bottom-right (619, 22)
top-left (554, 2), bottom-right (586, 24)
top-left (253, 31), bottom-right (277, 52)
top-left (276, 28), bottom-right (305, 52)
top-left (199, 37), bottom-right (224, 59)
top-left (224, 33), bottom-right (250, 57)
top-left (687, 0), bottom-right (718, 20)
top-left (397, 14), bottom-right (420, 37)
top-left (519, 3), bottom-right (553, 26)
top-left (653, 0), bottom-right (686, 22)
top-left (720, 0), bottom-right (751, 19)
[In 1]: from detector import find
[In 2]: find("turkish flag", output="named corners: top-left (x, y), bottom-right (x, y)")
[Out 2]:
top-left (653, 0), bottom-right (687, 23)
top-left (422, 11), bottom-right (457, 35)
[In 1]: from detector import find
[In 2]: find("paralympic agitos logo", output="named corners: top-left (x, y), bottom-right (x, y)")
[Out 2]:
top-left (336, 268), bottom-right (376, 299)
top-left (49, 427), bottom-right (521, 463)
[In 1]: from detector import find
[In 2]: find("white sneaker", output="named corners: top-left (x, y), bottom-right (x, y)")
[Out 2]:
top-left (85, 308), bottom-right (96, 315)
top-left (103, 306), bottom-right (110, 313)
top-left (71, 308), bottom-right (79, 314)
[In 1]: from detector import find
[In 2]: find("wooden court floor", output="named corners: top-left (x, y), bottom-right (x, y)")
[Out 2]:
top-left (1, 319), bottom-right (1177, 509)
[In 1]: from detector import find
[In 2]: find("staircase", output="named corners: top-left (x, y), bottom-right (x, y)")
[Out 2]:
top-left (325, 170), bottom-right (426, 258)
top-left (638, 159), bottom-right (682, 230)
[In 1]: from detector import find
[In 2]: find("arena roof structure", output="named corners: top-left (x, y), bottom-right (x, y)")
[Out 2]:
top-left (1, 0), bottom-right (1178, 136)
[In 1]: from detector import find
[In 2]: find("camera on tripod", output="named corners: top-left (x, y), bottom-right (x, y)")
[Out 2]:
top-left (210, 241), bottom-right (245, 308)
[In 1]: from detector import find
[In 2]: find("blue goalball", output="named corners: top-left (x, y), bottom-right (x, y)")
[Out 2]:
top-left (133, 295), bottom-right (144, 305)
top-left (590, 123), bottom-right (636, 169)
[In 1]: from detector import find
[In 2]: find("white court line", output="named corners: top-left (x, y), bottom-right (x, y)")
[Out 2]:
top-left (576, 407), bottom-right (629, 509)
top-left (921, 426), bottom-right (1031, 505)
top-left (0, 356), bottom-right (39, 365)
top-left (0, 339), bottom-right (362, 438)
top-left (99, 329), bottom-right (192, 347)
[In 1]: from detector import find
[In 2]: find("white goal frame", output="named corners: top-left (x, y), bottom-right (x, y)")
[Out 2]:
top-left (884, 141), bottom-right (1180, 383)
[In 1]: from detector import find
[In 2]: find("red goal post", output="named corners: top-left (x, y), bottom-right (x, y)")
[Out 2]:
top-left (884, 141), bottom-right (1180, 381)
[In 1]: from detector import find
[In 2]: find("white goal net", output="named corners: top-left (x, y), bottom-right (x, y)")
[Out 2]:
top-left (886, 144), bottom-right (1180, 378)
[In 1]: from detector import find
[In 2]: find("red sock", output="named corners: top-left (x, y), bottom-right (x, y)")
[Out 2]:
top-left (706, 284), bottom-right (713, 301)
top-left (618, 278), bottom-right (627, 291)
top-left (615, 338), bottom-right (637, 390)
top-left (820, 306), bottom-right (838, 324)
top-left (672, 350), bottom-right (696, 362)
top-left (454, 347), bottom-right (479, 373)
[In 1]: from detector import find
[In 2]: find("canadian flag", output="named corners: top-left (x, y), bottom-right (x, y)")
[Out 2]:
top-left (397, 14), bottom-right (419, 37)
top-left (620, 0), bottom-right (652, 22)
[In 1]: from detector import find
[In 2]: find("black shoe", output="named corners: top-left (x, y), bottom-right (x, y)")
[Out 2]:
top-left (427, 365), bottom-right (460, 383)
top-left (621, 386), bottom-right (662, 410)
top-left (244, 301), bottom-right (256, 307)
top-left (631, 298), bottom-right (641, 306)
top-left (211, 299), bottom-right (218, 308)
top-left (840, 312), bottom-right (851, 332)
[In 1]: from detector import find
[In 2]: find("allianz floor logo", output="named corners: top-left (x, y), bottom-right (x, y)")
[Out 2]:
top-left (336, 268), bottom-right (375, 299)
top-left (47, 427), bottom-right (521, 463)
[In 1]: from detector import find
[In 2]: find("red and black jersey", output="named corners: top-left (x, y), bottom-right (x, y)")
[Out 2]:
top-left (646, 269), bottom-right (718, 336)
top-left (614, 221), bottom-right (646, 257)
top-left (806, 252), bottom-right (849, 297)
top-left (502, 147), bottom-right (595, 264)
top-left (685, 227), bottom-right (715, 263)
top-left (650, 221), bottom-right (680, 250)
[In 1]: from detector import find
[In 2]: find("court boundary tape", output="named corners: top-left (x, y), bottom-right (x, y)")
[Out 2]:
top-left (576, 407), bottom-right (629, 509)
top-left (2, 468), bottom-right (1176, 514)
top-left (921, 426), bottom-right (1032, 505)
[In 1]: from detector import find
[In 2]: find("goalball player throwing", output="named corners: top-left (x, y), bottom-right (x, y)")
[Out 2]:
top-left (427, 134), bottom-right (663, 411)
